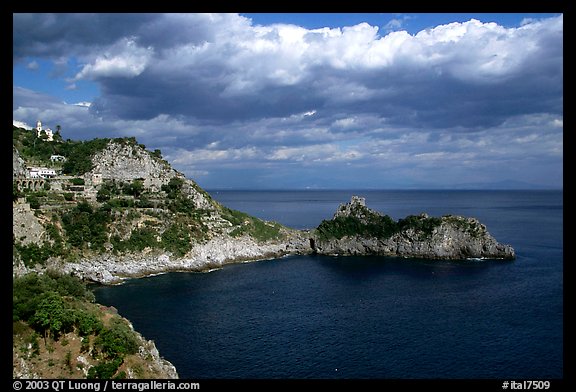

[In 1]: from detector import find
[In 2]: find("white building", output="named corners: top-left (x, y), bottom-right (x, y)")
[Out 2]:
top-left (28, 167), bottom-right (57, 179)
top-left (36, 120), bottom-right (54, 142)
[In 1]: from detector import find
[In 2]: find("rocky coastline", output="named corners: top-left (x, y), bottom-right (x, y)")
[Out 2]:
top-left (13, 136), bottom-right (515, 285)
top-left (54, 233), bottom-right (311, 285)
top-left (12, 132), bottom-right (516, 379)
top-left (16, 196), bottom-right (515, 285)
top-left (309, 196), bottom-right (515, 260)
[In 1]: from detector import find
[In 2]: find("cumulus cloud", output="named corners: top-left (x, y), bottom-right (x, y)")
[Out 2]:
top-left (73, 38), bottom-right (153, 80)
top-left (12, 13), bottom-right (563, 189)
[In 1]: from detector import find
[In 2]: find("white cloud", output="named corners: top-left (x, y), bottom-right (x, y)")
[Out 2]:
top-left (72, 101), bottom-right (92, 107)
top-left (333, 117), bottom-right (357, 129)
top-left (171, 146), bottom-right (259, 164)
top-left (13, 120), bottom-right (32, 129)
top-left (268, 144), bottom-right (364, 163)
top-left (26, 60), bottom-right (39, 70)
top-left (74, 38), bottom-right (153, 80)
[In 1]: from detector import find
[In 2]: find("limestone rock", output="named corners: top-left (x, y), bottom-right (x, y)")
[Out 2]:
top-left (13, 146), bottom-right (28, 178)
top-left (311, 196), bottom-right (515, 260)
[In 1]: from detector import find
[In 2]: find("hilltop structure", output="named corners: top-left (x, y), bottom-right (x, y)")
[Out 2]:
top-left (35, 120), bottom-right (53, 141)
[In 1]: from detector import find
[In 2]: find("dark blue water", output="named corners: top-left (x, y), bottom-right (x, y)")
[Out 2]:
top-left (93, 190), bottom-right (563, 379)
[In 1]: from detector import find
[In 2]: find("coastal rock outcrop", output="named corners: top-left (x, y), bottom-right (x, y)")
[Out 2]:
top-left (12, 307), bottom-right (179, 379)
top-left (56, 232), bottom-right (311, 285)
top-left (86, 140), bottom-right (215, 210)
top-left (12, 132), bottom-right (515, 287)
top-left (310, 196), bottom-right (515, 260)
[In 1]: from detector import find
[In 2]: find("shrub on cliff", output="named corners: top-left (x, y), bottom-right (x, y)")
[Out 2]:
top-left (61, 201), bottom-right (111, 250)
top-left (61, 138), bottom-right (110, 175)
top-left (87, 357), bottom-right (124, 379)
top-left (29, 291), bottom-right (76, 340)
top-left (13, 272), bottom-right (97, 338)
top-left (316, 214), bottom-right (397, 240)
top-left (161, 223), bottom-right (191, 256)
top-left (94, 318), bottom-right (139, 358)
top-left (316, 213), bottom-right (443, 241)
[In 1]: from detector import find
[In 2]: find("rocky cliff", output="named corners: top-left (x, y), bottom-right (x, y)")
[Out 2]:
top-left (85, 139), bottom-right (215, 209)
top-left (310, 196), bottom-right (515, 260)
top-left (12, 136), bottom-right (310, 285)
top-left (13, 138), bottom-right (515, 287)
top-left (12, 131), bottom-right (516, 379)
top-left (13, 146), bottom-right (28, 178)
top-left (58, 233), bottom-right (310, 285)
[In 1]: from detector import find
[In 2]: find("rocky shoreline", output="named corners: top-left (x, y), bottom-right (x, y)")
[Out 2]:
top-left (52, 233), bottom-right (311, 285)
top-left (310, 196), bottom-right (515, 260)
top-left (13, 138), bottom-right (515, 286)
top-left (16, 196), bottom-right (515, 285)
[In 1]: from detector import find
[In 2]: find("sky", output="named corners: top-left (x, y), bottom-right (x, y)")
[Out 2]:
top-left (12, 13), bottom-right (563, 190)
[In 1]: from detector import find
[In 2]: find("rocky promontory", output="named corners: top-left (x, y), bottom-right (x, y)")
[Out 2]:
top-left (12, 129), bottom-right (515, 288)
top-left (309, 196), bottom-right (515, 260)
top-left (12, 126), bottom-right (516, 379)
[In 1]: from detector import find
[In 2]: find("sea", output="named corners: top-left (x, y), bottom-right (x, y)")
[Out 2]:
top-left (92, 190), bottom-right (564, 381)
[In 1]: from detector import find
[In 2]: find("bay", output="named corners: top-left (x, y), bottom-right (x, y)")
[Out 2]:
top-left (93, 190), bottom-right (563, 379)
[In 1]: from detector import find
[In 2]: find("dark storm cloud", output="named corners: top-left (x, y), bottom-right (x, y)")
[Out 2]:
top-left (13, 13), bottom-right (158, 61)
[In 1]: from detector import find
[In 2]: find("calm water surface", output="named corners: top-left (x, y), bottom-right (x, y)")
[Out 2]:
top-left (93, 190), bottom-right (563, 379)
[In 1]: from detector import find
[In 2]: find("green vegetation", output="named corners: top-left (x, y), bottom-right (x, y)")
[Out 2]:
top-left (222, 207), bottom-right (285, 242)
top-left (397, 215), bottom-right (443, 237)
top-left (61, 201), bottom-right (111, 251)
top-left (161, 222), bottom-right (192, 256)
top-left (13, 272), bottom-right (144, 379)
top-left (94, 318), bottom-right (139, 358)
top-left (315, 213), bottom-right (443, 241)
top-left (13, 181), bottom-right (23, 201)
top-left (13, 126), bottom-right (62, 165)
top-left (29, 291), bottom-right (76, 340)
top-left (13, 128), bottom-right (289, 266)
top-left (26, 194), bottom-right (41, 209)
top-left (63, 193), bottom-right (75, 201)
top-left (13, 242), bottom-right (63, 268)
top-left (160, 177), bottom-right (197, 213)
top-left (13, 126), bottom-right (159, 176)
top-left (442, 215), bottom-right (485, 238)
top-left (13, 126), bottom-right (107, 172)
top-left (316, 214), bottom-right (397, 240)
top-left (87, 358), bottom-right (124, 379)
top-left (61, 138), bottom-right (111, 175)
top-left (69, 178), bottom-right (85, 186)
top-left (111, 227), bottom-right (160, 253)
top-left (13, 272), bottom-right (95, 330)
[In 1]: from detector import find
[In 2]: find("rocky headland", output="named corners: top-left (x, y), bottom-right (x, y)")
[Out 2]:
top-left (309, 196), bottom-right (515, 260)
top-left (13, 129), bottom-right (515, 285)
top-left (12, 126), bottom-right (515, 379)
